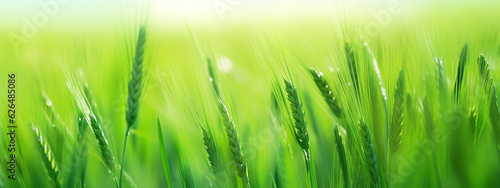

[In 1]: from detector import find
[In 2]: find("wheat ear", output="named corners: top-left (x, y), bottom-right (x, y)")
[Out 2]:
top-left (217, 100), bottom-right (250, 187)
top-left (32, 125), bottom-right (60, 188)
top-left (120, 26), bottom-right (146, 188)
top-left (284, 79), bottom-right (309, 151)
top-left (477, 54), bottom-right (500, 142)
top-left (88, 114), bottom-right (117, 172)
top-left (390, 69), bottom-right (405, 155)
top-left (125, 26), bottom-right (146, 129)
top-left (201, 126), bottom-right (219, 172)
top-left (88, 114), bottom-right (136, 187)
top-left (334, 125), bottom-right (349, 188)
top-left (284, 78), bottom-right (316, 188)
top-left (308, 68), bottom-right (342, 118)
top-left (359, 119), bottom-right (380, 187)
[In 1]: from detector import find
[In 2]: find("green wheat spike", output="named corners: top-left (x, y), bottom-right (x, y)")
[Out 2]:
top-left (334, 125), bottom-right (349, 188)
top-left (359, 119), bottom-right (381, 188)
top-left (308, 68), bottom-right (342, 118)
top-left (390, 69), bottom-right (405, 154)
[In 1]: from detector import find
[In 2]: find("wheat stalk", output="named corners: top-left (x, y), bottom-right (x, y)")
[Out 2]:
top-left (87, 113), bottom-right (136, 188)
top-left (334, 125), bottom-right (349, 188)
top-left (66, 113), bottom-right (89, 188)
top-left (477, 54), bottom-right (500, 143)
top-left (125, 26), bottom-right (146, 129)
top-left (32, 125), bottom-right (60, 188)
top-left (217, 100), bottom-right (250, 187)
top-left (422, 97), bottom-right (442, 186)
top-left (390, 69), bottom-right (405, 155)
top-left (478, 54), bottom-right (492, 87)
top-left (284, 79), bottom-right (309, 151)
top-left (283, 78), bottom-right (316, 188)
top-left (201, 125), bottom-right (219, 172)
top-left (120, 25), bottom-right (147, 188)
top-left (206, 57), bottom-right (221, 97)
top-left (359, 119), bottom-right (380, 187)
top-left (88, 113), bottom-right (117, 172)
top-left (363, 40), bottom-right (389, 172)
top-left (453, 44), bottom-right (468, 102)
top-left (41, 92), bottom-right (73, 164)
top-left (83, 82), bottom-right (103, 123)
top-left (308, 68), bottom-right (342, 118)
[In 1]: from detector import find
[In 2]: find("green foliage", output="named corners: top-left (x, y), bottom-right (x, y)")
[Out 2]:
top-left (4, 5), bottom-right (500, 188)
top-left (158, 119), bottom-right (173, 188)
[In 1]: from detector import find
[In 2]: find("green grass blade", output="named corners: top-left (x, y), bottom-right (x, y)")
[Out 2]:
top-left (158, 119), bottom-right (173, 188)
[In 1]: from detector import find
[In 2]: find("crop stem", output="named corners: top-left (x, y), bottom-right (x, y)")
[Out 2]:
top-left (119, 127), bottom-right (131, 188)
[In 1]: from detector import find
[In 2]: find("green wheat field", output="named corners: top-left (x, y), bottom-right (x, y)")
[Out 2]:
top-left (1, 0), bottom-right (500, 188)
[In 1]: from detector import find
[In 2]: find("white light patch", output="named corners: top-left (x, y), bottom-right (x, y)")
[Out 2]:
top-left (217, 56), bottom-right (233, 73)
